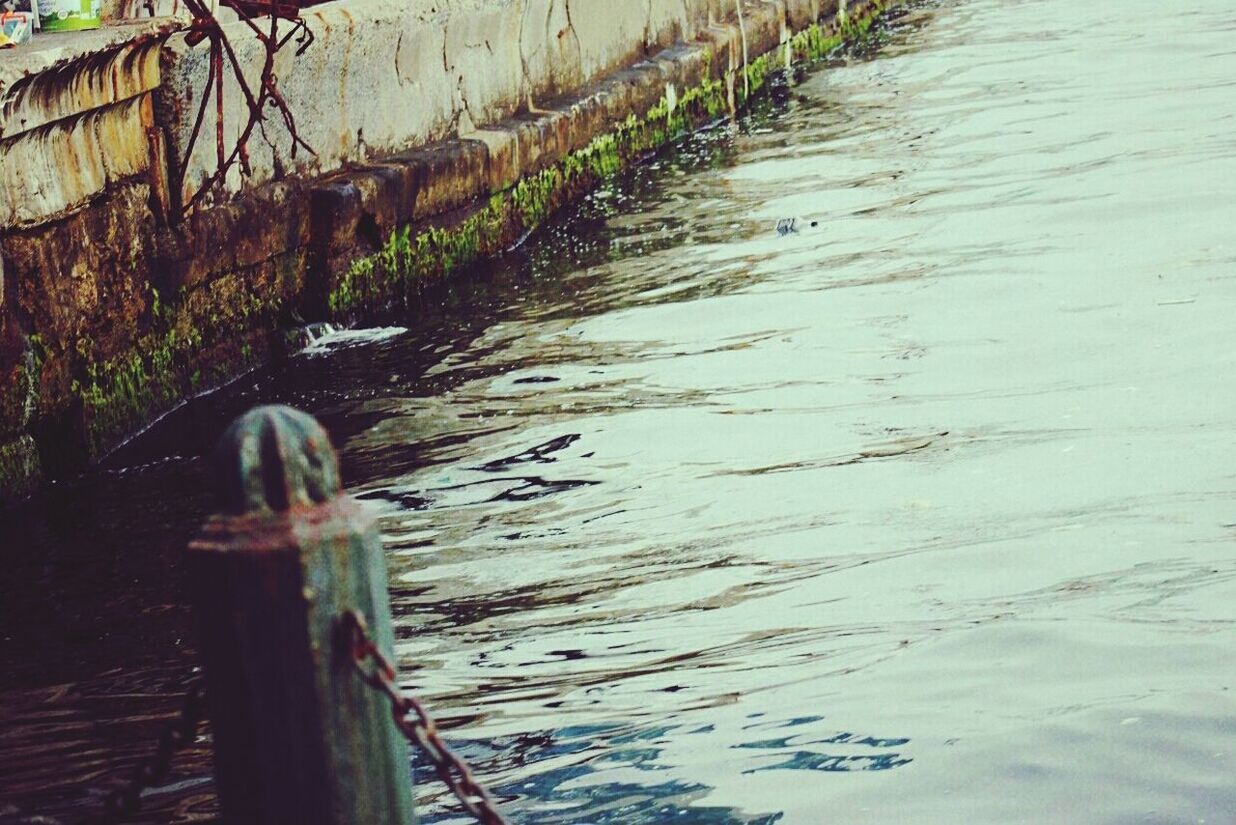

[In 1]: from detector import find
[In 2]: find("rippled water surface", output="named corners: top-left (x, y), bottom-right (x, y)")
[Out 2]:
top-left (4, 1), bottom-right (1235, 822)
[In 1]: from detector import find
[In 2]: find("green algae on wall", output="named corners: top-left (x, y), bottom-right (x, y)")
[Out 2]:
top-left (0, 435), bottom-right (40, 496)
top-left (0, 0), bottom-right (896, 498)
top-left (75, 0), bottom-right (898, 460)
top-left (327, 0), bottom-right (890, 318)
top-left (0, 343), bottom-right (41, 438)
top-left (0, 337), bottom-right (45, 493)
top-left (328, 75), bottom-right (731, 317)
top-left (69, 262), bottom-right (297, 459)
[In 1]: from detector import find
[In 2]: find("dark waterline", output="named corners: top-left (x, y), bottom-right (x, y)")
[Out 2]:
top-left (4, 1), bottom-right (1235, 822)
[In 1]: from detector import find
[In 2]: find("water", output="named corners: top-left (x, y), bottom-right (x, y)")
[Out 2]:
top-left (3, 1), bottom-right (1235, 822)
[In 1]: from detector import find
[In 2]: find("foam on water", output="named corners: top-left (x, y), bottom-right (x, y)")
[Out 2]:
top-left (297, 324), bottom-right (410, 356)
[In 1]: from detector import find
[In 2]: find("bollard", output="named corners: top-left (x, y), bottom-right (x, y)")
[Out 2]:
top-left (188, 405), bottom-right (416, 825)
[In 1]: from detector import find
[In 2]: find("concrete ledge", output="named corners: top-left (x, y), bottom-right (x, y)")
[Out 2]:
top-left (0, 0), bottom-right (894, 497)
top-left (0, 21), bottom-right (173, 227)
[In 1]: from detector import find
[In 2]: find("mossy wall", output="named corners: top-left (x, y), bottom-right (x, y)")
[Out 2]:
top-left (325, 1), bottom-right (890, 316)
top-left (0, 0), bottom-right (893, 498)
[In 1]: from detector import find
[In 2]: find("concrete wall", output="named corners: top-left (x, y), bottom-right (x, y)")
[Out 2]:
top-left (0, 0), bottom-right (889, 497)
top-left (0, 21), bottom-right (176, 227)
top-left (164, 0), bottom-right (733, 206)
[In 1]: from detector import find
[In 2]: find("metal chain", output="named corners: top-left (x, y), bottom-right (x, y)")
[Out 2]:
top-left (342, 610), bottom-right (511, 825)
top-left (86, 678), bottom-right (207, 824)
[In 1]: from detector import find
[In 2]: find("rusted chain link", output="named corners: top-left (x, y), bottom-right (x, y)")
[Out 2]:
top-left (85, 678), bottom-right (207, 824)
top-left (342, 610), bottom-right (511, 825)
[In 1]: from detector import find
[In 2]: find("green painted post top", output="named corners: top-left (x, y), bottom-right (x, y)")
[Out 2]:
top-left (195, 404), bottom-right (416, 825)
top-left (212, 404), bottom-right (343, 515)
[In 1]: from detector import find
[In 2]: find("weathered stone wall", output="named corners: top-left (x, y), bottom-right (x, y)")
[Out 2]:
top-left (0, 0), bottom-right (892, 497)
top-left (164, 0), bottom-right (728, 205)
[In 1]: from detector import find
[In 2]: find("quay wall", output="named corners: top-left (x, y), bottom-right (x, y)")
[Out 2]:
top-left (0, 0), bottom-right (893, 497)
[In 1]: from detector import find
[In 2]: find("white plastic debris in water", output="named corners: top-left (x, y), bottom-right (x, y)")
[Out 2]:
top-left (298, 326), bottom-right (409, 356)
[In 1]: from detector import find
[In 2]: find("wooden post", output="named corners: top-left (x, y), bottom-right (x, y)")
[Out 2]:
top-left (189, 405), bottom-right (416, 825)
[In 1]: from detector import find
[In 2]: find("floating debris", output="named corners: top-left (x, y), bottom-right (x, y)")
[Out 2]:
top-left (295, 325), bottom-right (408, 356)
top-left (775, 218), bottom-right (819, 235)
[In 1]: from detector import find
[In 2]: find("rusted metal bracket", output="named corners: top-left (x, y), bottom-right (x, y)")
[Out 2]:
top-left (120, 0), bottom-right (318, 216)
top-left (174, 0), bottom-right (316, 214)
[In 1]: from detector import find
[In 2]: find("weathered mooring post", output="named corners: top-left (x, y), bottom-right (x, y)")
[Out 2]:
top-left (188, 405), bottom-right (415, 825)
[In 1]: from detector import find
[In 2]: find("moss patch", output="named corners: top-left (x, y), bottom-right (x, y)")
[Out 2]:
top-left (0, 435), bottom-right (41, 497)
top-left (69, 264), bottom-right (291, 459)
top-left (328, 1), bottom-right (891, 317)
top-left (328, 73), bottom-right (731, 316)
top-left (0, 0), bottom-right (896, 498)
top-left (0, 341), bottom-right (42, 438)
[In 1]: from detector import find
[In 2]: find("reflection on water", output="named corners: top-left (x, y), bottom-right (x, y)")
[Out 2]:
top-left (4, 0), bottom-right (1236, 822)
